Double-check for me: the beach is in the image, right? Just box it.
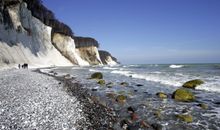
[0,68,116,130]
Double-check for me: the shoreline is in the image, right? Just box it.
[36,69,117,129]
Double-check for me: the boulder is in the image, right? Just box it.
[120,82,129,87]
[97,79,105,85]
[197,103,208,109]
[90,72,103,79]
[176,114,193,123]
[156,92,168,99]
[116,95,127,104]
[182,79,204,89]
[172,88,195,102]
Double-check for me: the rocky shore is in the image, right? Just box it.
[37,69,118,129]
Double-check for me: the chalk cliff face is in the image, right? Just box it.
[0,0,118,67]
[0,1,72,67]
[74,37,102,65]
[52,33,89,66]
[99,50,118,65]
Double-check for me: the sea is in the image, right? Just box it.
[49,63,220,130]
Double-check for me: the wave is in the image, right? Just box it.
[111,70,132,76]
[196,81,220,93]
[103,66,118,70]
[111,70,183,87]
[169,64,184,68]
[89,69,97,72]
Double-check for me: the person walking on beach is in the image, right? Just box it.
[18,64,21,69]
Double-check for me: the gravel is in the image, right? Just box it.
[0,69,84,130]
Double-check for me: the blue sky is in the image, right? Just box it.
[42,0,220,64]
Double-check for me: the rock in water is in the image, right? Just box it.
[182,79,204,89]
[116,95,127,104]
[156,92,168,99]
[172,88,195,102]
[97,79,105,85]
[197,103,208,109]
[91,72,103,79]
[176,114,193,123]
[120,82,129,87]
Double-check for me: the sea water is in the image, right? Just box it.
[52,64,220,130]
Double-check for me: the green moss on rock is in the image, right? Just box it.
[197,103,208,109]
[172,88,195,102]
[156,92,168,99]
[91,72,103,79]
[97,79,105,85]
[176,114,193,123]
[116,95,127,103]
[182,79,204,89]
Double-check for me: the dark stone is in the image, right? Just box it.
[91,88,98,91]
[91,72,103,79]
[127,106,135,113]
[151,123,163,130]
[136,84,143,87]
[127,124,140,130]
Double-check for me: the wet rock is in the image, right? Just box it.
[127,106,135,114]
[176,114,193,123]
[91,72,103,79]
[130,113,139,121]
[156,92,168,99]
[127,124,140,130]
[120,119,130,129]
[182,79,204,89]
[116,95,127,104]
[140,120,151,128]
[154,110,162,119]
[91,88,98,91]
[64,74,71,79]
[120,82,129,87]
[197,103,208,109]
[151,123,163,130]
[97,79,105,85]
[172,88,195,102]
[134,90,138,92]
[58,82,61,85]
[136,84,143,87]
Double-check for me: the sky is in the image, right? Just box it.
[42,0,220,64]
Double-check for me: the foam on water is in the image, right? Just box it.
[89,69,98,72]
[169,64,184,68]
[110,68,220,92]
[103,66,118,70]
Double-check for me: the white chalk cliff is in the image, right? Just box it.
[0,0,118,68]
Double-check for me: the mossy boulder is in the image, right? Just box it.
[176,114,193,123]
[90,72,103,79]
[182,79,204,89]
[156,92,168,99]
[172,88,195,102]
[197,103,208,109]
[116,95,127,103]
[97,79,105,85]
[120,82,129,87]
